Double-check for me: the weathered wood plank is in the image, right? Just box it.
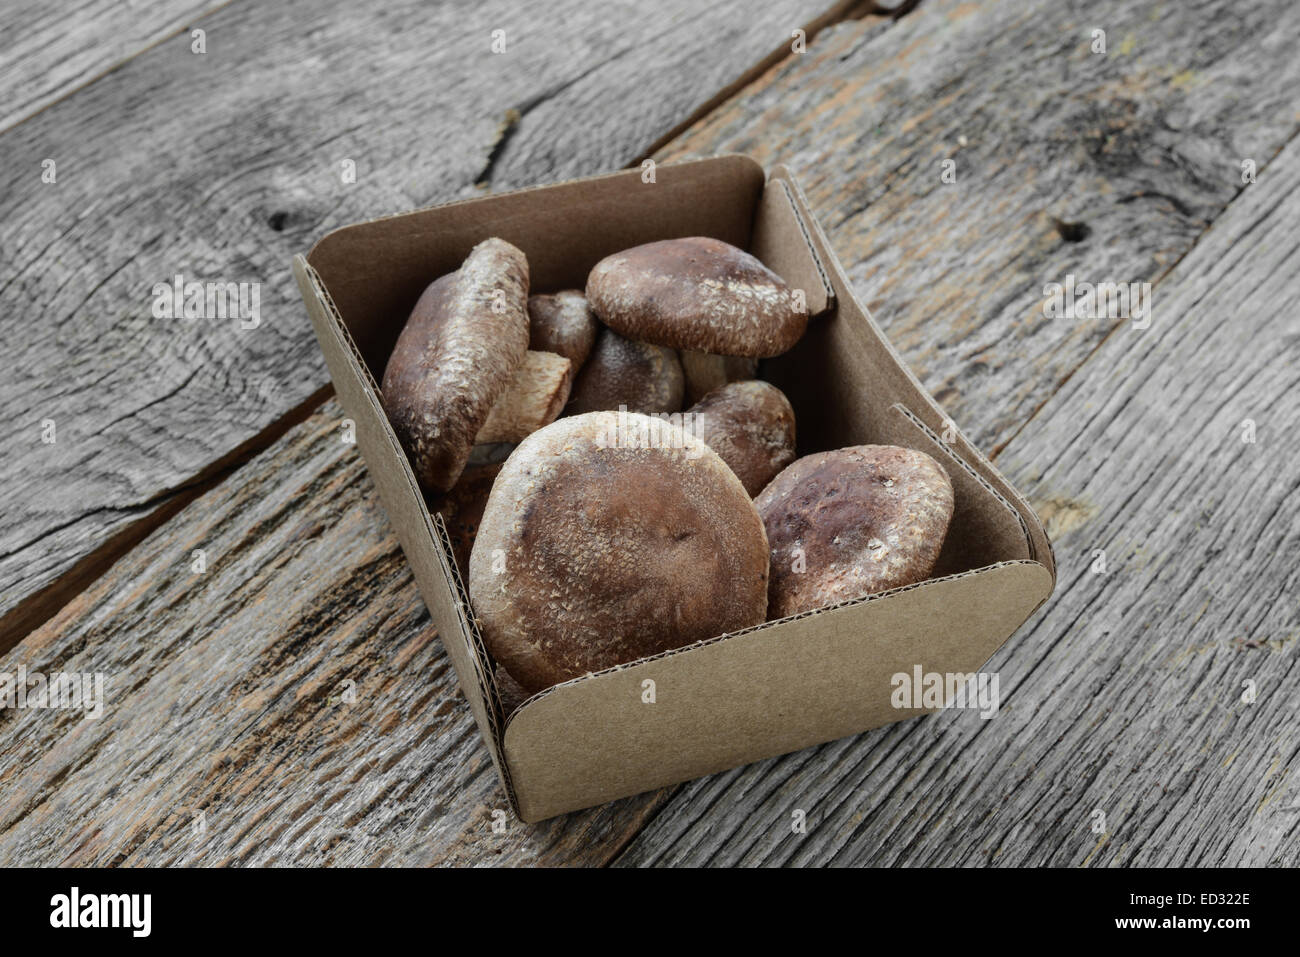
[7,0,1297,867]
[0,0,225,132]
[0,402,668,866]
[612,133,1300,868]
[0,0,842,643]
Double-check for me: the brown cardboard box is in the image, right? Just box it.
[292,155,1055,822]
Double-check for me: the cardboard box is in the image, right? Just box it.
[293,155,1056,823]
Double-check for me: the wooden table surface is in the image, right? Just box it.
[1,0,1296,866]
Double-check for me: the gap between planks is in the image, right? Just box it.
[0,384,331,654]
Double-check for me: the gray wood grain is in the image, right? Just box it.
[4,0,1296,867]
[0,0,227,132]
[660,0,1300,454]
[612,131,1300,869]
[0,402,667,866]
[0,0,841,643]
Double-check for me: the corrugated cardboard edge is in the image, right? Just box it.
[750,177,836,318]
[504,560,1053,822]
[306,152,768,262]
[291,255,519,812]
[768,164,1055,583]
[890,402,1034,558]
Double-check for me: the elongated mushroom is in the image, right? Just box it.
[381,238,530,492]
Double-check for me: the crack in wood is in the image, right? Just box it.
[0,385,332,654]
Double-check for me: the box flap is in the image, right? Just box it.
[767,164,1055,582]
[504,560,1052,822]
[750,178,834,317]
[292,255,517,808]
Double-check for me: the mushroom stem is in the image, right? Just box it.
[476,351,573,444]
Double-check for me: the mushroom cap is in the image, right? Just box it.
[756,445,954,618]
[586,237,807,357]
[381,237,530,492]
[566,326,684,415]
[469,410,770,693]
[527,290,599,369]
[688,380,797,497]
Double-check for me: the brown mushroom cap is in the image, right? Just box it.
[527,290,598,368]
[756,445,954,619]
[381,238,529,492]
[586,237,807,357]
[566,326,684,415]
[468,411,770,694]
[688,380,797,497]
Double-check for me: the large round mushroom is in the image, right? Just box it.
[756,445,955,619]
[468,411,770,693]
